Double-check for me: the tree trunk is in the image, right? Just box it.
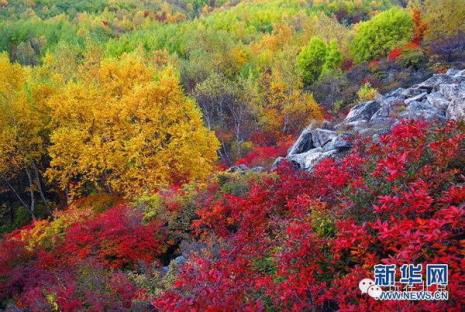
[33,162,50,214]
[65,184,72,206]
[219,138,232,165]
[25,167,36,221]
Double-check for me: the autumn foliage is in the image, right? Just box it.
[411,9,427,45]
[1,120,464,311]
[154,120,465,311]
[0,204,166,310]
[47,54,219,198]
[60,205,165,269]
[1,1,465,311]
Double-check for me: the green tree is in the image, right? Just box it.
[350,8,413,62]
[297,37,327,85]
[322,40,342,75]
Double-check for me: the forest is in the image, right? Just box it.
[0,0,465,311]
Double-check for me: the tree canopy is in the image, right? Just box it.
[47,54,219,197]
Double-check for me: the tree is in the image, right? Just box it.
[297,36,342,85]
[46,53,219,198]
[350,8,413,62]
[411,8,427,45]
[259,69,323,134]
[419,0,465,42]
[0,53,53,220]
[297,37,327,85]
[322,40,342,75]
[193,72,256,163]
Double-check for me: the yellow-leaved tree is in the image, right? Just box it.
[0,53,54,219]
[46,54,219,198]
[258,68,324,135]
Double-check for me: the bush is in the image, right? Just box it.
[236,142,290,168]
[297,37,327,85]
[217,171,267,197]
[357,82,379,102]
[18,207,95,251]
[61,205,166,269]
[72,193,121,213]
[387,47,402,61]
[351,8,413,62]
[297,38,342,85]
[133,194,165,222]
[133,184,203,246]
[0,202,167,311]
[154,120,465,311]
[322,40,342,75]
[387,43,427,69]
[397,46,427,69]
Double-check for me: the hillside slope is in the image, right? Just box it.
[1,1,465,311]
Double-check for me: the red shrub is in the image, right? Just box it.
[0,204,158,310]
[388,42,421,62]
[236,145,288,167]
[236,132,294,166]
[14,262,138,312]
[61,204,166,269]
[155,120,465,311]
[388,47,402,61]
[0,237,34,301]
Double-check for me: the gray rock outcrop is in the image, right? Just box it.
[280,68,465,171]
